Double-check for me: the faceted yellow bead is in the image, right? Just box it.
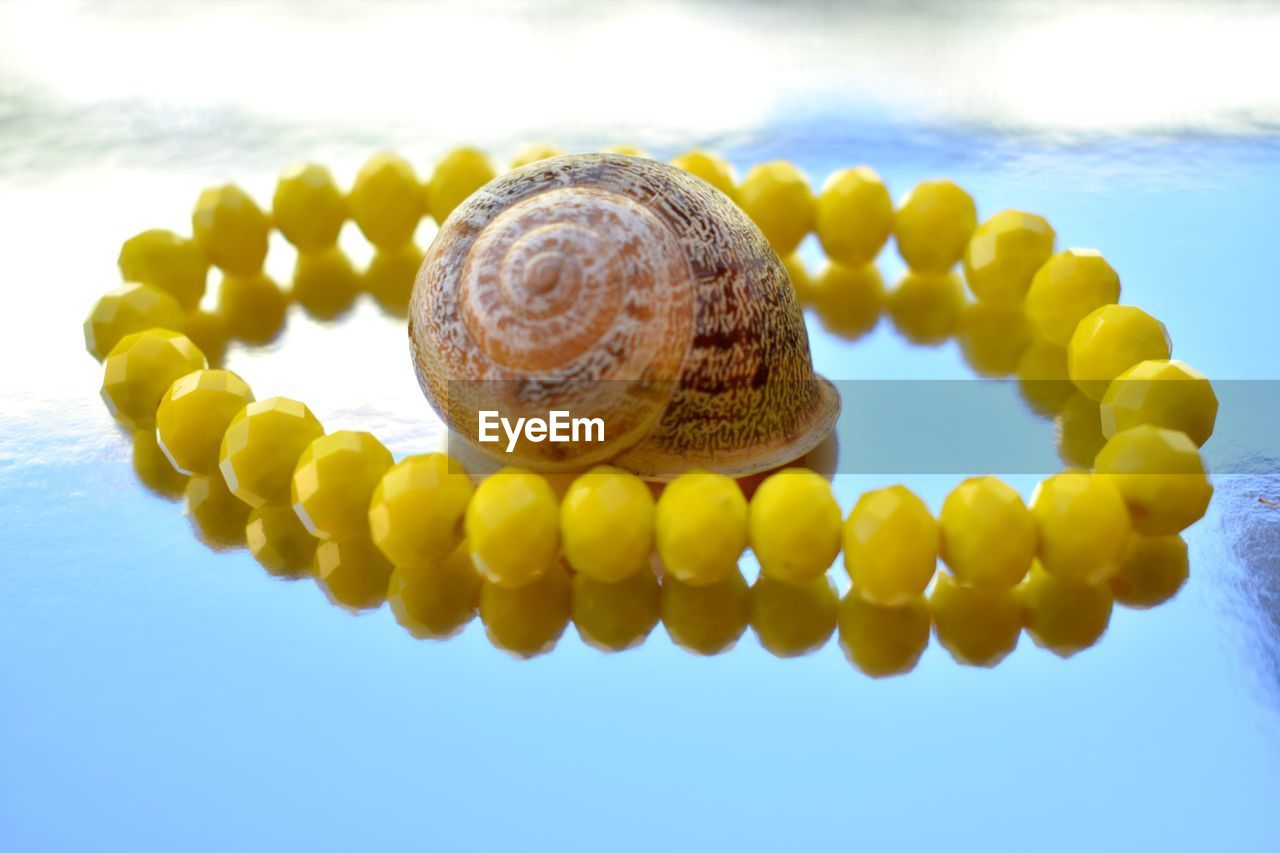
[387,542,481,639]
[185,473,250,551]
[837,592,930,677]
[1100,359,1217,447]
[1094,424,1213,535]
[748,468,841,584]
[101,329,207,431]
[560,466,655,583]
[957,302,1031,377]
[368,453,474,567]
[928,572,1022,667]
[670,149,738,201]
[601,144,649,158]
[510,142,566,170]
[219,397,325,507]
[781,253,815,306]
[291,431,394,541]
[131,429,187,500]
[893,179,977,273]
[737,160,815,256]
[655,470,747,586]
[1055,391,1107,469]
[962,210,1055,305]
[427,147,498,224]
[118,229,209,310]
[466,467,560,587]
[363,243,424,316]
[216,272,287,345]
[939,476,1035,590]
[1024,249,1120,346]
[182,310,229,368]
[572,568,661,653]
[1016,338,1074,418]
[291,247,359,320]
[815,166,894,267]
[1030,471,1130,583]
[1020,561,1112,658]
[1068,304,1171,401]
[349,152,423,249]
[480,563,571,658]
[272,162,347,252]
[1109,533,1189,609]
[246,503,318,579]
[811,261,884,340]
[84,282,186,361]
[750,573,838,658]
[192,184,270,274]
[843,485,938,606]
[155,368,254,476]
[886,271,965,346]
[314,535,394,612]
[661,569,750,656]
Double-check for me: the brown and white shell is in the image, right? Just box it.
[408,153,838,480]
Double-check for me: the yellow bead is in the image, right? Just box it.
[387,542,481,639]
[843,485,938,606]
[815,166,893,267]
[1100,359,1217,447]
[887,271,965,345]
[363,243,424,316]
[1030,471,1130,583]
[219,397,325,507]
[291,247,359,320]
[601,144,649,158]
[480,564,571,658]
[1024,249,1120,346]
[272,162,347,252]
[1094,425,1213,535]
[1020,561,1112,658]
[182,310,229,367]
[962,210,1055,305]
[661,569,750,656]
[1068,304,1171,401]
[750,574,837,658]
[427,147,497,224]
[929,572,1022,667]
[670,149,738,201]
[118,229,209,310]
[572,568,661,652]
[737,160,814,256]
[185,473,250,551]
[246,503,318,579]
[939,476,1035,590]
[349,152,423,249]
[466,467,560,587]
[893,179,977,273]
[781,253,815,306]
[101,329,207,431]
[1109,533,1188,609]
[837,592,930,677]
[958,302,1031,377]
[155,369,254,476]
[655,470,747,586]
[560,466,654,583]
[85,282,186,361]
[1055,391,1107,469]
[811,261,884,340]
[748,469,841,584]
[131,429,187,500]
[216,272,287,345]
[1016,338,1074,418]
[291,431,394,541]
[510,142,566,170]
[368,453,474,566]
[192,184,270,274]
[314,535,394,612]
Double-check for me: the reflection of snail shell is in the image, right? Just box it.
[409,153,839,480]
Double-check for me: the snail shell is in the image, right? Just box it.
[409,153,838,480]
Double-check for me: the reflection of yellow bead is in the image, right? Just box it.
[1030,472,1130,583]
[1068,304,1171,401]
[216,272,287,345]
[748,468,841,584]
[1020,561,1112,658]
[602,144,649,158]
[363,243,424,316]
[811,261,884,340]
[219,397,325,507]
[291,247,359,320]
[1016,338,1074,418]
[781,253,815,306]
[928,572,1022,667]
[750,574,837,658]
[572,568,661,652]
[368,453,474,567]
[387,542,481,639]
[101,329,207,430]
[962,210,1055,305]
[246,503,318,579]
[291,431,394,541]
[815,166,893,267]
[887,271,965,346]
[272,162,346,252]
[1024,249,1120,346]
[314,535,394,612]
[1095,425,1213,535]
[661,569,750,656]
[670,149,737,201]
[655,470,747,586]
[182,310,229,368]
[467,467,560,587]
[939,476,1035,590]
[1055,391,1106,469]
[132,429,187,500]
[349,153,422,248]
[118,229,209,310]
[1109,533,1189,609]
[84,282,186,361]
[185,473,250,551]
[1100,359,1217,447]
[561,466,654,582]
[958,302,1031,377]
[737,160,814,256]
[480,564,571,658]
[156,369,254,476]
[510,142,566,170]
[192,184,270,275]
[837,592,930,677]
[427,147,497,224]
[843,485,937,606]
[893,179,977,273]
